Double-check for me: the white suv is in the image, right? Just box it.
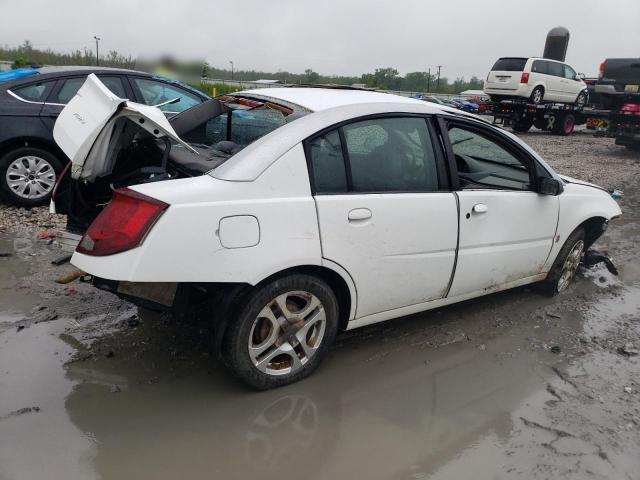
[484,57,588,107]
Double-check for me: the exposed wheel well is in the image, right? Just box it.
[578,216,608,250]
[255,265,353,331]
[204,266,353,354]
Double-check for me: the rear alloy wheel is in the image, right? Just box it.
[574,91,588,110]
[0,147,62,207]
[529,86,544,104]
[540,227,585,295]
[222,275,339,389]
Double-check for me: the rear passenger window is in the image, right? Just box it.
[547,62,564,77]
[531,60,547,74]
[12,81,55,102]
[307,117,440,194]
[343,117,438,192]
[308,130,347,193]
[55,76,126,103]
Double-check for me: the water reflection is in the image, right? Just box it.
[63,302,553,480]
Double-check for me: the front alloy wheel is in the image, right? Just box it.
[540,227,586,296]
[557,239,584,292]
[6,155,56,200]
[0,147,63,207]
[223,274,339,389]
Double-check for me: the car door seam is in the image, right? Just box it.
[444,191,460,298]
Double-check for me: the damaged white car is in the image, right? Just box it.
[52,74,621,389]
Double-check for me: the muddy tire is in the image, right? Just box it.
[222,274,339,390]
[529,86,545,104]
[540,227,586,296]
[0,147,63,207]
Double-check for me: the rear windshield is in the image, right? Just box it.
[492,58,527,72]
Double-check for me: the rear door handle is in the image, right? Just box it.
[472,203,488,214]
[348,208,372,222]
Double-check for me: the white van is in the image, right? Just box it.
[484,57,588,107]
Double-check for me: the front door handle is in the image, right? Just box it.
[472,203,488,214]
[348,208,372,222]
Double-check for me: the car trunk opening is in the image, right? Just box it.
[52,75,297,234]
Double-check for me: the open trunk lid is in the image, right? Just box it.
[53,74,196,182]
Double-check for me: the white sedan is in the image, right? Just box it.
[53,77,621,389]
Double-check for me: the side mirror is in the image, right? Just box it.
[538,177,564,196]
[575,72,585,81]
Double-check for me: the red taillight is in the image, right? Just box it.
[599,61,605,79]
[520,72,529,84]
[621,103,640,116]
[77,188,168,256]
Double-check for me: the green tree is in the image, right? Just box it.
[404,71,428,92]
[304,68,320,83]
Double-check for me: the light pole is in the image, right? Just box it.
[229,60,234,80]
[427,67,431,92]
[93,36,100,66]
[436,65,443,91]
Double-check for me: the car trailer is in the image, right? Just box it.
[491,100,611,136]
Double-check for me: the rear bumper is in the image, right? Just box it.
[93,277,178,309]
[484,84,532,98]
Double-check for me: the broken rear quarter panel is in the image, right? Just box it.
[71,144,323,284]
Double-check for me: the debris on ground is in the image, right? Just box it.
[0,406,40,421]
[617,343,639,357]
[55,269,86,285]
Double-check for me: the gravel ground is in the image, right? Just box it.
[519,126,640,191]
[0,204,65,234]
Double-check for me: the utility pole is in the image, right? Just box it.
[229,60,234,80]
[93,36,100,66]
[436,65,443,91]
[427,67,431,92]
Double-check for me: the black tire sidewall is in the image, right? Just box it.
[0,147,63,207]
[222,274,339,390]
[542,227,586,295]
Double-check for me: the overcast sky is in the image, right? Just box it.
[1,0,639,79]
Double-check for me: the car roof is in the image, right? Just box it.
[0,66,151,89]
[233,87,432,113]
[37,66,142,75]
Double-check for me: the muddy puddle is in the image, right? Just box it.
[1,193,639,479]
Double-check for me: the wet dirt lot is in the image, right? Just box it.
[1,128,639,480]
